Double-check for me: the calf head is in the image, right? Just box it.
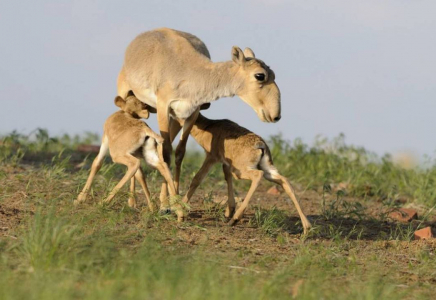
[114,95,150,119]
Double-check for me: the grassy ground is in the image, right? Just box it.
[1,130,436,299]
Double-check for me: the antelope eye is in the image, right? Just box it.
[254,73,265,81]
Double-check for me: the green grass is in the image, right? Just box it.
[1,129,436,299]
[1,202,427,300]
[269,133,436,206]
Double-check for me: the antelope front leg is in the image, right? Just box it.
[154,143,184,221]
[157,100,174,212]
[174,108,200,193]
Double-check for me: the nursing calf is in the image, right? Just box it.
[75,96,181,217]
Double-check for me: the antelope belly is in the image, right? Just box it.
[170,100,198,120]
[132,88,157,108]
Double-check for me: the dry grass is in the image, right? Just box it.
[1,131,436,299]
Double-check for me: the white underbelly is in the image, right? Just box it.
[170,100,198,120]
[132,89,198,120]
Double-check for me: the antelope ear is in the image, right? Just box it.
[114,96,126,109]
[243,47,255,58]
[231,46,245,65]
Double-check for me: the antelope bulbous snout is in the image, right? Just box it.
[258,108,281,123]
[264,83,281,123]
[267,109,281,123]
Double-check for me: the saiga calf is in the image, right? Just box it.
[75,96,179,215]
[182,114,312,234]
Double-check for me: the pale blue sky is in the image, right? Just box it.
[1,0,435,156]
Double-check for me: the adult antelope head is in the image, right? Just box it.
[231,47,281,123]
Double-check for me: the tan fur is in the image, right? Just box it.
[118,28,281,121]
[117,28,282,211]
[75,96,183,219]
[182,114,312,234]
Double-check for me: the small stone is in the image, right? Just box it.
[267,186,281,196]
[74,161,86,169]
[337,182,349,190]
[77,144,100,153]
[414,227,434,240]
[389,208,418,222]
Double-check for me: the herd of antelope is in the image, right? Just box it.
[75,28,312,234]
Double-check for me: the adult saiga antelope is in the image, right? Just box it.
[117,28,281,219]
[75,96,177,212]
[182,113,312,234]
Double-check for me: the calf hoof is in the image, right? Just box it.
[74,194,87,205]
[224,207,235,219]
[175,209,185,222]
[128,198,137,209]
[227,218,239,226]
[159,208,172,215]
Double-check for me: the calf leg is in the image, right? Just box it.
[128,177,137,208]
[228,170,263,226]
[265,171,312,234]
[134,168,155,212]
[222,164,236,218]
[75,136,109,204]
[159,183,170,212]
[102,154,140,205]
[181,156,216,204]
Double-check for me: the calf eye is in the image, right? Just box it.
[254,73,265,81]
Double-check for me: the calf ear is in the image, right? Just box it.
[231,46,245,65]
[139,110,150,119]
[114,96,126,109]
[243,47,255,58]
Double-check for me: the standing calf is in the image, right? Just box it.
[75,96,180,216]
[182,114,312,234]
